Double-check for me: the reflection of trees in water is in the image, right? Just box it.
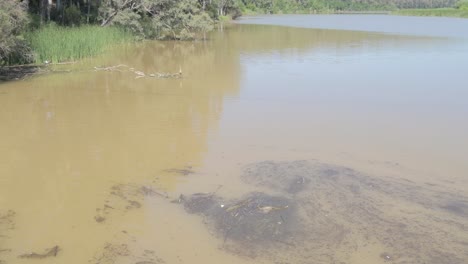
[221,24,445,56]
[0,24,441,197]
[90,40,241,185]
[0,23,448,204]
[0,35,244,264]
[0,23,459,264]
[0,38,242,210]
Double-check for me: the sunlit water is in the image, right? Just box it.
[1,15,467,264]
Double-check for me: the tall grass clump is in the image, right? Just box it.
[394,8,468,18]
[27,24,134,64]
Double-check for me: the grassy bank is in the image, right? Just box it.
[393,8,468,18]
[26,25,133,64]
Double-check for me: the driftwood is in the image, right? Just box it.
[19,246,60,259]
[93,64,128,72]
[94,64,183,79]
[1,63,182,82]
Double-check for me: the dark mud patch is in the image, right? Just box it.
[179,191,303,259]
[179,160,468,264]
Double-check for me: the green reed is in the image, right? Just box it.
[393,8,468,18]
[27,25,133,64]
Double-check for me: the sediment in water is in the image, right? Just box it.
[179,160,468,264]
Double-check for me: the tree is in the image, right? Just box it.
[98,0,214,40]
[455,0,468,9]
[0,0,31,64]
[150,0,214,39]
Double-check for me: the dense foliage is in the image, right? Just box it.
[455,0,468,9]
[394,7,468,17]
[235,0,459,13]
[394,0,468,17]
[23,0,463,29]
[0,0,31,65]
[26,0,215,39]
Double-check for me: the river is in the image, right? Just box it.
[0,15,467,264]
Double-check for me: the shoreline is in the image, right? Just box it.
[236,9,468,19]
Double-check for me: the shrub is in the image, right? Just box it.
[0,0,32,65]
[455,0,468,10]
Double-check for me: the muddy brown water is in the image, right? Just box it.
[1,15,468,264]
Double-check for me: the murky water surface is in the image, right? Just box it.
[1,15,468,264]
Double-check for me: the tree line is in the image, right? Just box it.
[15,0,464,30]
[1,0,464,66]
[229,0,459,13]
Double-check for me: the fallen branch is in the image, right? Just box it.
[1,63,182,82]
[94,64,183,79]
[93,64,129,72]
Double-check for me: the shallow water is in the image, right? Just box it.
[1,15,468,264]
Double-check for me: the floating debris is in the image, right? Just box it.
[95,215,106,223]
[19,246,60,259]
[380,252,393,261]
[164,166,195,176]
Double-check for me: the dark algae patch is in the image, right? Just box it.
[178,160,468,263]
[182,192,298,245]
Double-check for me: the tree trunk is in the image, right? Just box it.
[101,11,118,26]
[56,0,63,23]
[40,0,45,24]
[87,0,91,24]
[47,0,52,22]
